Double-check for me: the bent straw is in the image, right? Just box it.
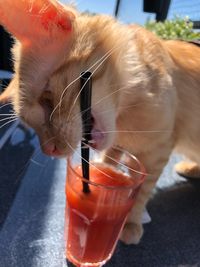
[80,71,92,194]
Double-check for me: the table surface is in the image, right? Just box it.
[0,106,200,267]
[0,70,12,79]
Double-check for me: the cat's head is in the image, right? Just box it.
[0,0,131,157]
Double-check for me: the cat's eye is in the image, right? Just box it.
[39,91,54,120]
[40,91,53,109]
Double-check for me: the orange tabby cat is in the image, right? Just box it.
[1,0,200,244]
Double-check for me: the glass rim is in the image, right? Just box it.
[67,146,146,191]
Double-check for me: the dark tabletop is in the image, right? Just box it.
[0,106,200,267]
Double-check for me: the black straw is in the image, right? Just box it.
[80,71,92,194]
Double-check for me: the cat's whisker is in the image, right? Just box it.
[50,75,81,122]
[82,141,149,177]
[52,36,135,123]
[66,77,91,122]
[70,84,157,123]
[66,43,127,123]
[39,2,51,14]
[10,130,55,185]
[0,118,18,129]
[14,152,50,185]
[0,79,11,87]
[70,85,128,122]
[88,140,95,144]
[83,130,172,135]
[30,158,47,167]
[37,134,57,151]
[28,0,34,12]
[0,116,18,122]
[17,135,58,178]
[81,144,90,149]
[50,45,120,122]
[71,98,167,125]
[66,28,143,123]
[65,139,119,180]
[0,102,12,110]
[35,139,52,157]
[32,136,57,158]
[0,113,17,116]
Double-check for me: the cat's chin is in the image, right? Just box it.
[41,143,64,157]
[42,146,74,158]
[40,139,71,158]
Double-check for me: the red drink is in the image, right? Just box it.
[65,157,145,267]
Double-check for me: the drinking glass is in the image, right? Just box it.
[65,146,146,267]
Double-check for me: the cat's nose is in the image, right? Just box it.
[42,142,63,157]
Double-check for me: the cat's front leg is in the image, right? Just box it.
[120,173,158,244]
[120,148,171,245]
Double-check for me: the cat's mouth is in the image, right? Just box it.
[89,113,106,150]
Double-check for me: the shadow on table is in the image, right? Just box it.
[0,124,35,228]
[0,131,66,267]
[1,131,200,267]
[108,181,200,267]
[64,182,200,267]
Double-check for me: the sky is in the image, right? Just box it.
[62,0,154,25]
[62,0,200,25]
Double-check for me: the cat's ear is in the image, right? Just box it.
[0,0,75,45]
[0,0,76,92]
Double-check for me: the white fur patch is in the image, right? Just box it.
[141,208,152,224]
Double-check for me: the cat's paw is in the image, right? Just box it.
[175,161,200,178]
[120,222,143,245]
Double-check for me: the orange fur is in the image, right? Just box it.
[0,84,15,104]
[1,0,200,244]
